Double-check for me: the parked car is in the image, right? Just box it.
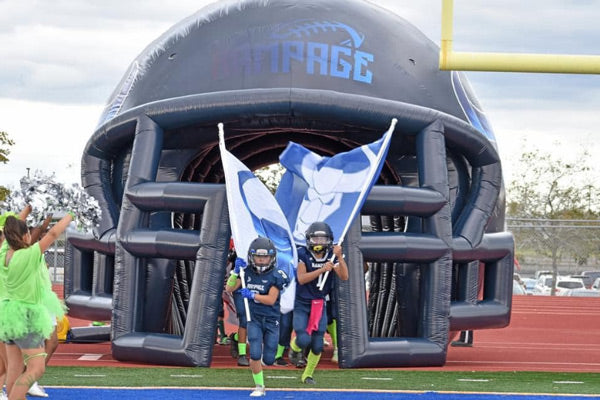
[554,278,598,297]
[521,278,537,295]
[593,277,600,291]
[571,274,593,289]
[533,276,554,295]
[562,289,600,297]
[534,270,553,280]
[513,280,527,295]
[513,273,526,290]
[532,276,591,296]
[581,271,600,289]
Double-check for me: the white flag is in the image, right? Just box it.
[277,119,397,245]
[218,124,297,313]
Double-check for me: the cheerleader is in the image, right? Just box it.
[0,212,72,400]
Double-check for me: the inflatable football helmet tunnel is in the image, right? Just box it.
[64,0,514,368]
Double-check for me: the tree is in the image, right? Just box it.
[0,130,14,164]
[507,148,600,295]
[0,130,15,201]
[254,163,285,194]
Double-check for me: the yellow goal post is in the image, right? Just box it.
[439,0,600,74]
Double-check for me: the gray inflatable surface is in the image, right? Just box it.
[65,0,514,367]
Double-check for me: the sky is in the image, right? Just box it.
[1,0,599,190]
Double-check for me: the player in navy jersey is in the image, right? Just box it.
[289,222,348,384]
[226,237,288,397]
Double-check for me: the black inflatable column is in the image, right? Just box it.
[113,115,164,337]
[416,121,453,348]
[337,121,453,368]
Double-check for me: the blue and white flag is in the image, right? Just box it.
[218,124,297,314]
[276,119,397,246]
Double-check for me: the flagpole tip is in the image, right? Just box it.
[218,122,224,142]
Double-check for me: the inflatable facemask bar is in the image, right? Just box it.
[65,0,514,367]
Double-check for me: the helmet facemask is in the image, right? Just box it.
[251,251,275,274]
[307,232,333,261]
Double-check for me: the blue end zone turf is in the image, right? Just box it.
[42,388,599,399]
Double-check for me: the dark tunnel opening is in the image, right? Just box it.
[163,118,465,340]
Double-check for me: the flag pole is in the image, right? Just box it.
[318,118,397,290]
[219,122,252,322]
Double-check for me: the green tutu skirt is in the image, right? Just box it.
[41,287,67,319]
[0,296,65,342]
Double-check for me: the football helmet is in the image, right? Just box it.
[65,0,513,369]
[305,221,334,257]
[247,237,277,274]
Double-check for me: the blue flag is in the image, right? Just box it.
[276,119,397,245]
[218,124,297,313]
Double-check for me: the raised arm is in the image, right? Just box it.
[331,245,349,281]
[30,214,53,244]
[38,213,73,253]
[18,204,32,220]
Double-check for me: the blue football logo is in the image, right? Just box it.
[272,19,365,49]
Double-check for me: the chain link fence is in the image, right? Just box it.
[44,235,66,283]
[507,218,600,277]
[45,219,600,283]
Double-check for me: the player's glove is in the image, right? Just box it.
[234,258,247,275]
[241,288,255,300]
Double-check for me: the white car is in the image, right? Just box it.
[532,276,595,296]
[534,270,553,280]
[554,278,598,297]
[582,271,600,289]
[513,280,527,295]
[533,275,554,295]
[521,278,537,295]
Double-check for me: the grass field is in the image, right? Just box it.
[40,367,600,395]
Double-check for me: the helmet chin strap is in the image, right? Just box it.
[310,248,331,262]
[253,256,275,273]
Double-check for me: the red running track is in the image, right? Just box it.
[49,295,600,372]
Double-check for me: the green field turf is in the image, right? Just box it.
[41,367,600,395]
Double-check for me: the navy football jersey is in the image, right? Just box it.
[243,266,287,318]
[295,246,335,301]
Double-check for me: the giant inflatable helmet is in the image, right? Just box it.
[66,0,514,368]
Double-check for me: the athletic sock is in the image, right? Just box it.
[217,320,226,338]
[327,319,338,348]
[301,350,321,381]
[252,371,264,387]
[290,337,301,353]
[233,332,239,341]
[238,342,247,356]
[276,344,285,358]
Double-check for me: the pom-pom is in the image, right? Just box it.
[0,171,101,234]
